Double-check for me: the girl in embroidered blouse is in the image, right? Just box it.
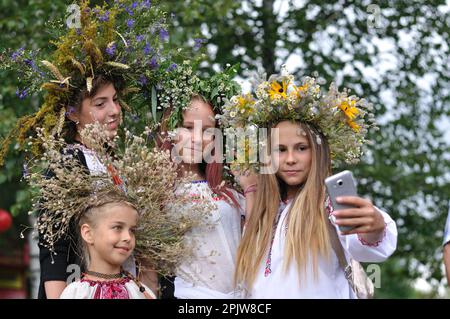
[60,198,155,299]
[234,120,398,298]
[155,95,256,299]
[38,75,139,299]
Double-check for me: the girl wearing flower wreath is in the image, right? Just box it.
[0,1,171,298]
[25,123,207,299]
[153,61,257,299]
[59,195,155,299]
[217,70,398,298]
[41,75,130,299]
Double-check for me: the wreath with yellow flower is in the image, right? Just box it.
[217,69,378,168]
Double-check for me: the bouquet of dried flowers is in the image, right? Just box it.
[24,122,216,276]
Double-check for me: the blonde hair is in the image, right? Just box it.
[234,122,332,291]
[78,196,138,269]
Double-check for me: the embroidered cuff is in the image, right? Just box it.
[357,223,387,247]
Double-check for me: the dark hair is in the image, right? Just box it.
[64,74,125,143]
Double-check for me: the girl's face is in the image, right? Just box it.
[273,121,312,187]
[176,98,216,164]
[84,203,138,269]
[71,83,122,140]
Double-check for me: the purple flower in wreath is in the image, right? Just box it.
[24,58,45,77]
[65,106,76,116]
[143,42,153,55]
[136,35,145,42]
[131,113,140,123]
[149,57,158,69]
[99,11,110,22]
[194,38,207,50]
[141,0,151,9]
[23,58,37,71]
[159,28,169,41]
[125,6,134,16]
[106,43,116,58]
[11,47,24,62]
[126,19,135,29]
[166,63,177,72]
[147,131,156,141]
[22,163,29,178]
[16,88,29,99]
[138,75,148,86]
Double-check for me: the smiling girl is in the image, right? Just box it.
[37,74,135,299]
[1,1,176,300]
[67,76,122,142]
[219,72,398,298]
[167,95,253,299]
[154,62,256,298]
[59,198,155,299]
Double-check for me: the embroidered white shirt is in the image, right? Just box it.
[249,201,397,299]
[60,279,155,299]
[174,181,245,299]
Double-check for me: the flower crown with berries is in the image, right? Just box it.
[217,69,378,168]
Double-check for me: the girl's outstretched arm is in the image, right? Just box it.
[331,196,397,262]
[232,170,258,231]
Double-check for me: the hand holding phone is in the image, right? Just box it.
[325,170,358,232]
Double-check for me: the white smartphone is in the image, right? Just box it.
[325,170,358,232]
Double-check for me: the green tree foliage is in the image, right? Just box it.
[0,0,70,251]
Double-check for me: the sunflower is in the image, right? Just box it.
[268,80,289,100]
[338,99,359,120]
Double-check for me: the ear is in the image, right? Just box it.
[80,223,94,245]
[67,108,79,124]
